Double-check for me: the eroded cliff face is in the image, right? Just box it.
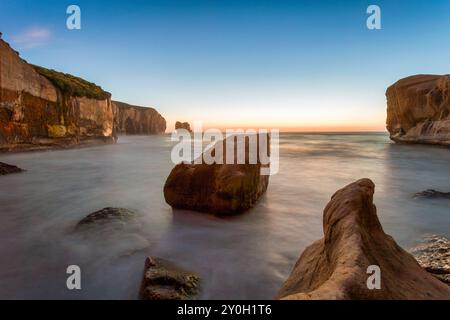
[386,74,450,146]
[112,101,166,135]
[0,38,115,151]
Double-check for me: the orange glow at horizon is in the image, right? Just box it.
[164,115,386,133]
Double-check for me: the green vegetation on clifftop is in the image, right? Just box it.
[32,65,111,100]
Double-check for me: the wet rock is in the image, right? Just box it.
[410,235,450,285]
[414,189,450,199]
[276,179,450,300]
[0,162,24,175]
[139,257,200,300]
[77,207,136,226]
[164,134,270,215]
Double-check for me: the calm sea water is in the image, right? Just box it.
[0,133,449,299]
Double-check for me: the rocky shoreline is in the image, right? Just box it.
[410,235,450,285]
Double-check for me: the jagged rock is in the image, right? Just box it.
[139,257,200,300]
[414,189,450,199]
[0,162,24,175]
[411,235,450,285]
[0,38,115,151]
[386,74,450,146]
[77,207,136,226]
[276,179,450,300]
[175,121,192,133]
[164,134,270,215]
[112,101,166,135]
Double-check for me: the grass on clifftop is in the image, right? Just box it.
[32,65,111,100]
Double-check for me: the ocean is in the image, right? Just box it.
[0,132,449,299]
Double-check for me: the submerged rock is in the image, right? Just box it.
[164,134,270,215]
[0,162,24,175]
[139,257,200,300]
[386,74,450,146]
[410,235,450,285]
[77,207,136,226]
[414,189,450,199]
[276,179,450,300]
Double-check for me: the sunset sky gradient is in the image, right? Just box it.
[2,0,450,131]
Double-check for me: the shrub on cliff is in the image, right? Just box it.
[32,65,111,100]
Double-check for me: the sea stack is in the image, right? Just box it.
[276,179,450,300]
[164,134,270,215]
[175,121,192,133]
[386,74,450,146]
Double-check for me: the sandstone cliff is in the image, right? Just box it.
[112,101,166,135]
[386,74,450,146]
[276,179,450,300]
[0,38,115,151]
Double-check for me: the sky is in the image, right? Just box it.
[1,0,450,132]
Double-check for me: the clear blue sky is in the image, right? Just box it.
[2,0,450,131]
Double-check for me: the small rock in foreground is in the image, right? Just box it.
[0,162,24,175]
[140,257,200,300]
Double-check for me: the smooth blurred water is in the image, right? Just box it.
[0,133,449,299]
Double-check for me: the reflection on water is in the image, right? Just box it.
[0,133,449,299]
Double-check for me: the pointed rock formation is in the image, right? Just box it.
[386,74,450,146]
[276,179,450,300]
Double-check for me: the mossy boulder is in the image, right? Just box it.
[164,135,270,215]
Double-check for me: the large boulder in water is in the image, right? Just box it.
[0,162,24,175]
[139,257,200,300]
[386,74,450,146]
[164,134,270,215]
[276,179,450,300]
